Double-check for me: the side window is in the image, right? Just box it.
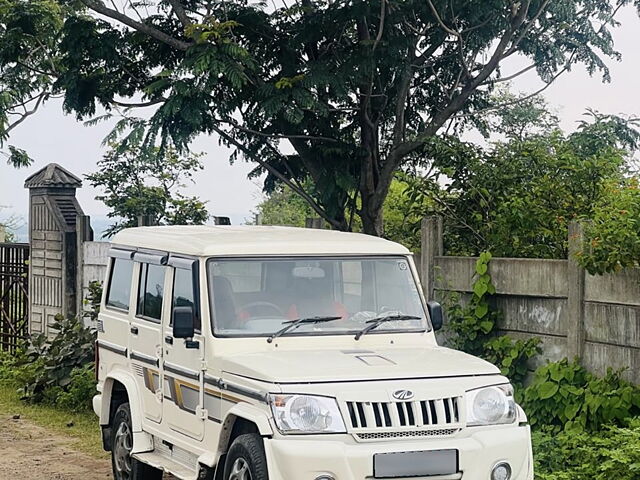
[106,258,134,311]
[172,268,200,331]
[137,263,165,321]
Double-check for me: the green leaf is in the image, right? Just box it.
[473,281,488,298]
[564,402,581,420]
[539,382,560,400]
[474,303,489,319]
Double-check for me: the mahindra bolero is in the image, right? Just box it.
[93,225,533,480]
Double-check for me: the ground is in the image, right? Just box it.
[0,413,112,480]
[0,386,174,480]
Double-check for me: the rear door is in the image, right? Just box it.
[129,252,168,424]
[162,256,206,441]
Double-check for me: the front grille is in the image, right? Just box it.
[355,428,460,441]
[345,396,462,430]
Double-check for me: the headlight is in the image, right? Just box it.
[269,394,346,434]
[466,384,516,426]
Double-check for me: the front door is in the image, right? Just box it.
[129,258,168,423]
[162,261,205,441]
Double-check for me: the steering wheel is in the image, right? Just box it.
[240,301,284,319]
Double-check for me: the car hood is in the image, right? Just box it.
[220,346,499,384]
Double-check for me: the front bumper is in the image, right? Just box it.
[264,425,533,480]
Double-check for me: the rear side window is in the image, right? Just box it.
[172,268,200,331]
[137,264,165,321]
[106,259,133,311]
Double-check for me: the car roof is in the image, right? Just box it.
[111,225,411,257]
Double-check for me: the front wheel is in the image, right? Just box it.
[223,434,269,480]
[111,403,163,480]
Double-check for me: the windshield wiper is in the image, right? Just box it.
[354,314,421,340]
[267,316,342,343]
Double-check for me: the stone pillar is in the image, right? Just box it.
[420,216,444,301]
[567,221,586,361]
[24,164,84,337]
[137,214,157,227]
[76,215,93,317]
[0,225,5,243]
[305,217,325,229]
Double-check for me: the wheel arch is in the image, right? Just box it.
[101,370,145,432]
[214,403,273,465]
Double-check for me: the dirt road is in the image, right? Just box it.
[0,413,112,480]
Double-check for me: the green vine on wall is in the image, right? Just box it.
[443,252,541,387]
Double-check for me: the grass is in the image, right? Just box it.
[0,383,107,459]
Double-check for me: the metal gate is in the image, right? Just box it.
[0,243,29,352]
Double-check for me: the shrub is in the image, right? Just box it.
[522,359,640,432]
[55,364,97,412]
[0,344,44,388]
[533,419,640,480]
[18,314,96,404]
[578,178,640,275]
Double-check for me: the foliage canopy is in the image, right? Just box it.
[1,0,638,235]
[86,142,209,237]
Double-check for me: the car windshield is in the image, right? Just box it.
[207,256,428,337]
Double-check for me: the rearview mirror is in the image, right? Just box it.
[292,266,325,279]
[173,305,195,339]
[427,301,444,332]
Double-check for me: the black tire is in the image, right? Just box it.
[223,434,269,480]
[111,402,163,480]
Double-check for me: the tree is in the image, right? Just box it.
[254,177,433,252]
[0,205,23,242]
[578,178,640,274]
[405,110,640,258]
[253,185,315,228]
[1,0,637,235]
[86,142,209,237]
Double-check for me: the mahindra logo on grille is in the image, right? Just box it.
[392,389,414,400]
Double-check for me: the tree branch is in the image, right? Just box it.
[110,98,166,108]
[219,118,341,144]
[210,125,342,229]
[166,0,192,27]
[485,62,538,85]
[4,92,47,136]
[426,0,460,37]
[79,0,193,51]
[504,0,551,57]
[454,55,574,120]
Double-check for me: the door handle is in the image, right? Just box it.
[130,326,139,335]
[164,336,174,345]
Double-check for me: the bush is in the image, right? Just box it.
[55,364,97,412]
[578,178,640,274]
[19,314,96,405]
[0,314,97,412]
[522,359,640,432]
[533,419,640,480]
[0,344,44,389]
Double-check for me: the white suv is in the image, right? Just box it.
[93,225,533,480]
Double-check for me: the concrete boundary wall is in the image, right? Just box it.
[421,217,640,384]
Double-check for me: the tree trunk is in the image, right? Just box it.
[360,192,384,236]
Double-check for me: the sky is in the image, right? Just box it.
[2,5,640,238]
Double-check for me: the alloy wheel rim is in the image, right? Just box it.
[229,457,252,480]
[114,421,133,480]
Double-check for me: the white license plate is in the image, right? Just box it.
[373,449,458,478]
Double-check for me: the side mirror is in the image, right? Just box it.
[427,301,444,332]
[173,305,195,339]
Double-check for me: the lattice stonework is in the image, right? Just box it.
[24,163,84,338]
